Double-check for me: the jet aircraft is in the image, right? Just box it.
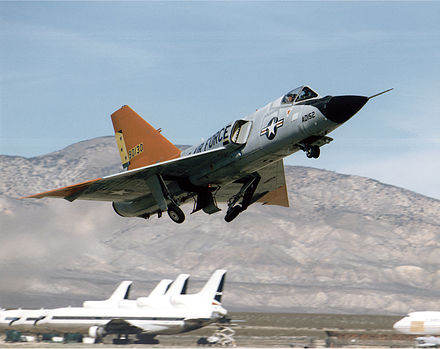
[394,311,440,335]
[35,270,227,343]
[0,281,132,335]
[0,275,195,340]
[24,86,391,223]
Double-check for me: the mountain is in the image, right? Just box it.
[1,136,439,315]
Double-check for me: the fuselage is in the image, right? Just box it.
[8,309,50,334]
[0,309,24,331]
[180,86,366,195]
[394,311,440,335]
[36,303,226,336]
[181,90,337,185]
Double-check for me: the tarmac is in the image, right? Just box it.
[0,312,418,348]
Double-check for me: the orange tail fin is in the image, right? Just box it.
[111,105,181,170]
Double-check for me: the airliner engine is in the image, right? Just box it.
[88,325,106,339]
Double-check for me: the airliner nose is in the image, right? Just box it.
[324,95,369,124]
[393,318,408,333]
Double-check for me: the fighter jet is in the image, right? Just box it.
[35,270,227,343]
[24,86,391,223]
[393,311,440,335]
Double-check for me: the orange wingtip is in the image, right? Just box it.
[21,178,101,200]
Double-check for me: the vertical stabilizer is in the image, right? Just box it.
[136,275,190,308]
[108,280,132,301]
[83,281,132,308]
[166,274,190,296]
[111,105,181,170]
[200,269,226,303]
[148,279,173,298]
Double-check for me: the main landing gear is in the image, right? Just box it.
[224,174,260,223]
[146,174,185,224]
[167,203,185,224]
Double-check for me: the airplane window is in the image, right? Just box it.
[281,87,301,104]
[296,87,318,102]
[282,86,318,104]
[282,93,296,104]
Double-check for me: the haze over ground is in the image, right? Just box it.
[1,137,439,315]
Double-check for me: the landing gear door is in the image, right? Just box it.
[230,120,253,145]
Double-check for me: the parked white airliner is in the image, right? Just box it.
[394,311,440,335]
[2,281,133,334]
[0,275,190,338]
[35,270,227,342]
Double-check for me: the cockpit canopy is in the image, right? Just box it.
[281,86,319,104]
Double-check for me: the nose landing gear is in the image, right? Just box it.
[297,136,333,159]
[306,145,320,159]
[298,143,320,159]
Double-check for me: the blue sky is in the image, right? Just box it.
[1,1,439,199]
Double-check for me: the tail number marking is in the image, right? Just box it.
[128,143,144,160]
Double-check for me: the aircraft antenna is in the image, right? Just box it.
[368,88,393,100]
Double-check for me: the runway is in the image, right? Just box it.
[1,312,418,348]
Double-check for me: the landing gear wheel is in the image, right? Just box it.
[224,205,242,223]
[312,146,320,158]
[167,204,185,224]
[306,146,320,159]
[113,337,130,345]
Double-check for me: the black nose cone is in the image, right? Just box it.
[324,95,369,124]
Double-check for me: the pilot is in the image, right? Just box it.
[283,94,295,104]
